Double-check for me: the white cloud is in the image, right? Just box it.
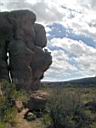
[30,2,64,23]
[0,0,96,81]
[79,0,96,10]
[1,0,96,35]
[44,38,96,81]
[1,0,64,24]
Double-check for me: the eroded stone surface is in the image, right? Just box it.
[0,10,52,90]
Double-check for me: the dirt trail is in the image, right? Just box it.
[15,90,48,128]
[16,109,32,128]
[16,110,43,128]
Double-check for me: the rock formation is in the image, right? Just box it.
[0,10,52,91]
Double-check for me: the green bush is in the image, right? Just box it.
[0,80,16,99]
[0,122,6,128]
[0,80,30,127]
[0,80,17,126]
[42,114,53,127]
[3,107,17,125]
[14,89,29,103]
[45,88,94,128]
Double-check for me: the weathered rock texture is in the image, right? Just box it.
[0,10,52,90]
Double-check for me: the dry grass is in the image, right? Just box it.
[15,109,31,128]
[16,112,44,128]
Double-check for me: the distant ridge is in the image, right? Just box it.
[42,76,96,87]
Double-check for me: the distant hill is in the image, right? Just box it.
[42,76,96,87]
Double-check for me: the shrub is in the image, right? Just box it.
[45,88,94,128]
[0,122,6,128]
[3,107,17,125]
[0,80,30,126]
[14,89,29,103]
[0,80,17,126]
[0,80,16,99]
[42,114,53,127]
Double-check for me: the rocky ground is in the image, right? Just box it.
[15,90,49,128]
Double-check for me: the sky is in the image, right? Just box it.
[0,0,96,81]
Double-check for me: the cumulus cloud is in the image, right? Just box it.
[0,0,96,81]
[1,0,96,29]
[44,38,96,81]
[0,0,28,11]
[5,0,64,24]
[79,0,96,10]
[30,2,64,23]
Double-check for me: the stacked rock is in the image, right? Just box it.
[0,10,52,91]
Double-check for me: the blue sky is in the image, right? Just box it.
[0,0,96,81]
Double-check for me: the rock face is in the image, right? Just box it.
[27,90,49,111]
[0,10,52,90]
